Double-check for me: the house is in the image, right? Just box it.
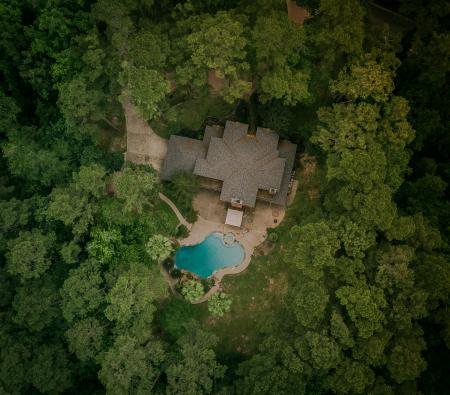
[161,121,297,209]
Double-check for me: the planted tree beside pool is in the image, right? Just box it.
[145,234,173,262]
[181,279,204,303]
[208,292,232,317]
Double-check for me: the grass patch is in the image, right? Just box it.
[151,94,235,139]
[193,165,326,356]
[151,199,180,237]
[199,249,295,357]
[162,184,198,223]
[161,172,200,224]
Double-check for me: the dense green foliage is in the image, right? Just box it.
[0,0,448,394]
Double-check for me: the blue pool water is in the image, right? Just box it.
[175,232,245,278]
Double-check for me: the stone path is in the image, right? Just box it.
[123,98,168,172]
[192,283,221,304]
[158,192,192,229]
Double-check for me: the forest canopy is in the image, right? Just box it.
[0,0,449,394]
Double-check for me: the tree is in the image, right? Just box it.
[113,162,159,213]
[181,279,204,303]
[166,321,225,395]
[252,11,311,105]
[352,330,392,368]
[326,358,375,394]
[387,331,427,384]
[313,102,380,153]
[0,91,19,134]
[98,335,165,395]
[145,234,173,262]
[379,96,415,147]
[12,279,60,332]
[314,0,365,63]
[60,240,81,264]
[6,229,55,281]
[0,339,32,394]
[330,310,354,349]
[287,222,339,280]
[160,298,200,340]
[105,263,166,337]
[176,11,250,101]
[2,127,72,187]
[0,198,30,247]
[128,30,169,70]
[289,280,329,329]
[207,292,232,317]
[330,59,394,102]
[120,63,170,120]
[259,66,311,106]
[336,282,387,339]
[46,164,107,237]
[61,259,105,323]
[65,318,105,363]
[57,76,108,130]
[30,343,73,394]
[87,227,122,264]
[304,331,342,371]
[237,337,306,395]
[335,217,376,259]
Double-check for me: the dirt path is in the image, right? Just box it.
[286,0,310,25]
[123,98,168,172]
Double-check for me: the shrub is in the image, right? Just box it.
[145,234,173,262]
[162,257,174,271]
[170,268,182,279]
[268,232,279,244]
[207,292,232,317]
[181,279,204,302]
[176,224,189,238]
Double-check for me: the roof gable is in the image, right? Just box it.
[194,121,286,207]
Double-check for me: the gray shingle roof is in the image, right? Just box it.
[194,121,286,207]
[160,135,206,180]
[268,139,297,205]
[161,121,297,207]
[202,125,224,147]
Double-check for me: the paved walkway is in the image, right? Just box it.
[192,283,221,304]
[158,192,192,229]
[123,98,168,173]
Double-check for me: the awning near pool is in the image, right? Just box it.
[225,208,243,227]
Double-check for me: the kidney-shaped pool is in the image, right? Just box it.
[175,232,245,278]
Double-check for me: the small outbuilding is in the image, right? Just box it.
[225,208,244,228]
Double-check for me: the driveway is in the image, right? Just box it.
[123,99,168,173]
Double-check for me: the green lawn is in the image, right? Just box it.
[151,199,180,237]
[161,183,198,224]
[191,168,326,357]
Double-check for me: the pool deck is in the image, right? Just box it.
[179,216,266,282]
[158,187,297,303]
[179,189,296,303]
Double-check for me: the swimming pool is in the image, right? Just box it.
[175,232,245,278]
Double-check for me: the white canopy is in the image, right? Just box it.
[225,208,243,227]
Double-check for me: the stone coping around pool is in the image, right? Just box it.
[176,231,247,280]
[179,216,266,283]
